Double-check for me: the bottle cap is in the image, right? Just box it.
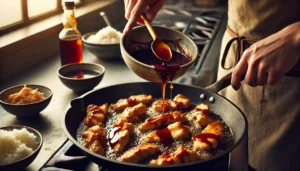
[64,1,75,9]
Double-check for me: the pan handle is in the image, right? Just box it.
[204,64,300,94]
[204,72,232,93]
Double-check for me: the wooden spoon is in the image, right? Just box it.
[141,13,172,61]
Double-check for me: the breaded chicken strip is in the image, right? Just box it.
[195,103,209,113]
[121,103,147,122]
[128,94,153,105]
[151,94,190,113]
[138,111,188,131]
[82,125,106,156]
[110,99,128,112]
[192,120,224,151]
[84,103,108,127]
[108,119,135,152]
[110,94,152,112]
[192,112,214,128]
[150,147,200,165]
[151,99,177,112]
[118,143,160,163]
[144,121,190,143]
[173,94,190,110]
[191,104,214,128]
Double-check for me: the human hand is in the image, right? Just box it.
[231,22,300,90]
[123,0,165,34]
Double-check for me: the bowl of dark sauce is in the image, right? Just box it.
[120,26,199,83]
[57,63,105,92]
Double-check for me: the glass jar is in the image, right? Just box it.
[59,1,83,66]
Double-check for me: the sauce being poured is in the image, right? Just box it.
[131,48,191,113]
[146,112,173,125]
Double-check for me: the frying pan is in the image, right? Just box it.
[62,72,248,171]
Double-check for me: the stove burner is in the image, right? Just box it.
[40,140,103,171]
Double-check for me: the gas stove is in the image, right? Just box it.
[39,6,252,171]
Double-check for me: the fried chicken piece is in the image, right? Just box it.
[82,125,106,156]
[195,103,209,113]
[144,121,190,143]
[84,103,108,127]
[121,103,147,122]
[151,94,190,113]
[173,94,190,110]
[118,143,160,163]
[108,119,135,152]
[128,94,153,105]
[138,111,188,131]
[192,120,224,151]
[150,147,200,165]
[191,104,213,128]
[151,99,177,112]
[110,99,128,112]
[110,94,153,112]
[192,112,214,128]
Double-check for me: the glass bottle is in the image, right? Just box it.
[59,1,83,66]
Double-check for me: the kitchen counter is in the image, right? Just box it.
[0,49,145,170]
[0,3,230,170]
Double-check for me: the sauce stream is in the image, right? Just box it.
[131,48,190,113]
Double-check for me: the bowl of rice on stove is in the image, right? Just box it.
[82,26,122,60]
[0,84,53,117]
[0,125,43,170]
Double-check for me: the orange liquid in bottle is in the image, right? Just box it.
[60,38,83,65]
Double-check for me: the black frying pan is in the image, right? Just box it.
[62,72,248,171]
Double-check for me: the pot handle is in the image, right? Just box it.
[204,72,232,93]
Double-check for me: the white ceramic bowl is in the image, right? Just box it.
[0,125,43,170]
[82,31,121,60]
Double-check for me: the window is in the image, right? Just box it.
[0,0,84,34]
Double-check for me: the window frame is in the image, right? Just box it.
[0,0,86,35]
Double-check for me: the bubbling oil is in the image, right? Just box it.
[76,99,234,164]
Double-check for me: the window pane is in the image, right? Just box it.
[62,0,81,6]
[0,0,22,28]
[28,0,57,18]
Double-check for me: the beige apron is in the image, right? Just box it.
[218,0,300,171]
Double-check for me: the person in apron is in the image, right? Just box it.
[218,1,300,170]
[123,0,300,170]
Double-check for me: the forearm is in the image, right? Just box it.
[281,21,300,51]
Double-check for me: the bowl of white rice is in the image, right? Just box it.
[82,26,122,60]
[0,125,43,170]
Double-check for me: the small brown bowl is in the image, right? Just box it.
[120,26,199,82]
[0,125,43,170]
[57,63,105,92]
[0,85,53,117]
